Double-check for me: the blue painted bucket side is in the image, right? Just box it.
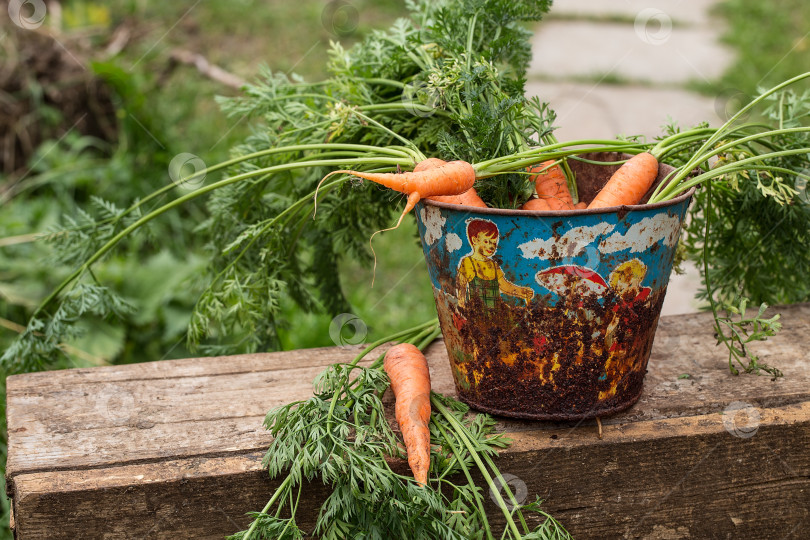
[414,154,693,420]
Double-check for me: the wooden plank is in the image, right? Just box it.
[6,305,810,539]
[9,403,809,539]
[5,344,371,390]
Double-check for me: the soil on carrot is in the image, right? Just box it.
[437,281,666,420]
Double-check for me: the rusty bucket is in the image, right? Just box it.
[414,152,694,420]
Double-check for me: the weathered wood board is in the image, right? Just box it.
[6,305,810,539]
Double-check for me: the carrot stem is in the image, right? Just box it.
[544,133,579,203]
[32,157,411,318]
[353,318,439,371]
[699,184,729,373]
[351,110,425,159]
[56,144,415,236]
[683,126,810,167]
[432,398,524,539]
[476,144,644,177]
[651,72,810,200]
[569,155,630,166]
[414,326,442,351]
[651,147,810,202]
[433,417,496,540]
[242,475,293,540]
[474,139,643,170]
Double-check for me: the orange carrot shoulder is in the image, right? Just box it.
[588,152,659,209]
[520,197,552,211]
[429,189,488,208]
[417,158,487,208]
[413,158,447,173]
[383,343,431,485]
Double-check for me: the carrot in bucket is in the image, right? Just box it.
[418,158,487,208]
[588,152,659,209]
[320,160,476,230]
[529,160,575,210]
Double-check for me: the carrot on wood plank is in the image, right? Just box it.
[529,161,574,210]
[587,152,659,209]
[417,158,487,208]
[383,343,432,485]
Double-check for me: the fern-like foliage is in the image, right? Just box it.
[188,0,556,353]
[1,284,132,374]
[228,358,570,540]
[4,0,558,366]
[680,90,810,304]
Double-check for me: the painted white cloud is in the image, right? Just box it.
[446,232,462,253]
[420,205,445,245]
[518,222,614,260]
[599,214,681,254]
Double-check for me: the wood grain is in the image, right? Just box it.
[6,305,810,539]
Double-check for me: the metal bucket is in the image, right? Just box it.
[414,152,694,420]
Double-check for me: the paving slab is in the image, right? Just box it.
[548,0,721,27]
[529,20,734,84]
[661,261,705,315]
[526,81,721,140]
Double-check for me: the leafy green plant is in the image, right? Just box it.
[2,2,578,536]
[714,0,810,92]
[230,321,570,540]
[3,0,563,370]
[680,89,810,307]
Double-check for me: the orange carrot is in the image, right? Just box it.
[321,160,476,229]
[574,202,587,209]
[520,197,552,211]
[587,152,659,209]
[383,343,431,485]
[529,161,574,210]
[415,158,487,208]
[413,157,447,173]
[429,189,488,208]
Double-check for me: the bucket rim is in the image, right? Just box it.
[422,153,696,217]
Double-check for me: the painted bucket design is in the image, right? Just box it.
[414,153,694,420]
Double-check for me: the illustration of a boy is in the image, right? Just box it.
[456,219,534,309]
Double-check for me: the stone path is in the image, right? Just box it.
[527,0,735,315]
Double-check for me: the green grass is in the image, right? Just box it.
[89,0,426,353]
[545,12,689,27]
[61,0,407,162]
[711,0,810,94]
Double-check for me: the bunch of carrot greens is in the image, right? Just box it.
[3,0,810,537]
[228,320,568,540]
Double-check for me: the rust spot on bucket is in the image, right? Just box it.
[436,280,666,420]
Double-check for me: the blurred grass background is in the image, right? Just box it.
[713,0,810,93]
[1,0,809,536]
